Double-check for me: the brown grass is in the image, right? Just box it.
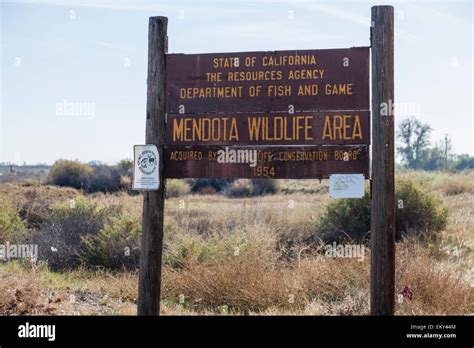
[0,235,471,315]
[396,242,474,315]
[163,259,301,313]
[398,170,474,195]
[0,183,79,228]
[0,171,472,315]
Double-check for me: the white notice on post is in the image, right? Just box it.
[329,174,365,198]
[133,145,160,191]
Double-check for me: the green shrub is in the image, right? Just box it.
[250,178,279,195]
[316,193,371,243]
[47,160,92,190]
[188,179,234,193]
[47,160,129,193]
[120,175,133,192]
[224,179,253,197]
[80,214,141,270]
[13,185,79,229]
[166,179,191,198]
[32,197,117,269]
[224,178,279,197]
[0,198,27,243]
[314,180,448,243]
[395,180,448,238]
[197,186,217,194]
[117,159,133,175]
[164,235,217,268]
[86,165,123,193]
[164,225,276,269]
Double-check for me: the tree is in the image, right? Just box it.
[455,154,474,170]
[118,159,133,171]
[422,146,445,171]
[420,138,453,171]
[397,117,432,169]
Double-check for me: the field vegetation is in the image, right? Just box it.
[0,169,472,315]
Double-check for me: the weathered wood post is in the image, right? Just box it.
[138,16,167,316]
[370,6,395,316]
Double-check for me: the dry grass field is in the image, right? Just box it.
[0,171,472,315]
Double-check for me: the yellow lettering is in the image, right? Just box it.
[322,116,332,140]
[352,115,362,140]
[173,118,184,141]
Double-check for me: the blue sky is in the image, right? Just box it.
[1,0,472,164]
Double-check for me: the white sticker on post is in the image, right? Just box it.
[133,144,160,191]
[329,174,365,198]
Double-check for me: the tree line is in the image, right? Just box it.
[397,117,473,171]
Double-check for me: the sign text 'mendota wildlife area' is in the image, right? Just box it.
[164,47,370,179]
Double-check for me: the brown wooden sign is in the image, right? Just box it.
[166,111,370,146]
[142,11,396,317]
[164,145,369,179]
[166,47,370,113]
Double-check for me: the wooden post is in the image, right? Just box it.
[370,6,395,316]
[138,16,167,316]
